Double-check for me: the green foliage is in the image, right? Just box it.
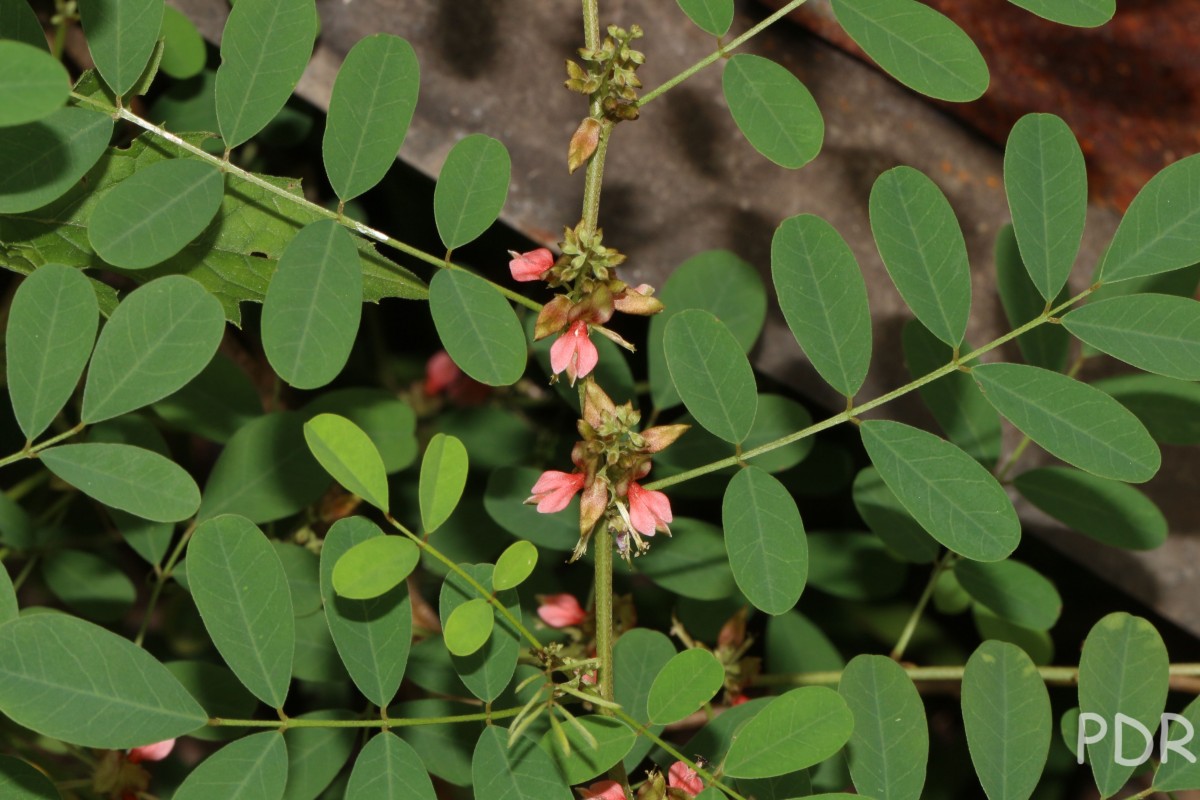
[962,641,1051,800]
[1092,373,1200,445]
[723,54,824,169]
[1014,467,1167,550]
[433,134,512,250]
[722,466,808,614]
[420,433,469,533]
[0,0,47,50]
[332,536,419,600]
[647,648,725,724]
[860,420,1020,562]
[188,515,295,708]
[262,220,363,389]
[40,549,135,622]
[493,540,538,590]
[723,687,855,778]
[429,270,526,386]
[78,0,163,96]
[324,34,420,202]
[438,564,520,702]
[174,732,289,800]
[40,442,200,521]
[664,308,758,443]
[215,0,318,148]
[1007,0,1114,28]
[852,467,939,563]
[1100,154,1200,282]
[955,559,1061,631]
[1063,293,1200,380]
[346,732,436,800]
[159,5,206,80]
[773,214,872,396]
[0,755,60,800]
[0,41,69,126]
[839,655,928,800]
[303,412,390,511]
[993,225,1071,371]
[830,0,989,102]
[471,727,572,800]
[5,263,98,439]
[0,106,113,214]
[676,0,733,36]
[634,517,736,599]
[870,166,971,347]
[539,716,636,785]
[444,598,495,657]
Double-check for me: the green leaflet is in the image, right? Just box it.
[433,134,511,250]
[0,131,425,323]
[1063,293,1200,380]
[955,559,1061,631]
[40,549,136,623]
[1153,695,1200,790]
[723,687,854,778]
[722,466,808,614]
[166,660,258,742]
[664,309,758,443]
[1091,373,1200,446]
[830,0,989,102]
[0,615,206,748]
[89,159,225,270]
[974,606,1054,667]
[676,0,733,35]
[159,6,206,80]
[81,275,224,423]
[1003,114,1087,301]
[647,649,725,725]
[807,531,908,601]
[772,214,871,396]
[614,629,677,771]
[493,541,538,591]
[471,727,572,800]
[0,0,48,50]
[346,732,436,800]
[215,0,317,148]
[188,515,295,708]
[972,363,1160,483]
[428,270,526,386]
[1078,613,1169,797]
[324,34,420,201]
[852,467,939,564]
[1100,153,1200,283]
[303,413,389,511]
[331,536,419,601]
[766,611,845,674]
[40,442,200,522]
[635,517,736,600]
[0,755,60,800]
[1007,0,1115,27]
[438,564,520,702]
[282,710,357,800]
[859,420,1019,562]
[539,716,636,785]
[419,433,469,534]
[839,655,928,800]
[0,566,15,626]
[444,598,495,657]
[648,250,766,410]
[175,732,289,800]
[962,641,1051,800]
[723,54,824,169]
[321,517,412,709]
[993,225,1071,372]
[1014,466,1167,551]
[870,166,972,347]
[153,353,263,444]
[198,412,330,524]
[78,0,163,96]
[0,41,69,126]
[0,106,113,214]
[5,263,98,440]
[262,219,363,389]
[304,388,418,473]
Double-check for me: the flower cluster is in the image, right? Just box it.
[510,225,663,386]
[579,760,704,799]
[565,24,645,122]
[527,381,686,560]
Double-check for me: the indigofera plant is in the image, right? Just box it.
[1,0,1199,798]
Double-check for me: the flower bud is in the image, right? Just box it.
[614,283,664,316]
[640,424,690,453]
[583,381,618,429]
[568,117,602,174]
[535,295,573,340]
[579,477,609,537]
[637,769,666,800]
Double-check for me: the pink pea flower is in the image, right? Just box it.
[550,320,599,385]
[580,780,628,800]
[668,761,704,797]
[626,482,673,538]
[127,739,175,764]
[527,470,586,513]
[424,350,462,396]
[509,248,555,282]
[537,593,588,628]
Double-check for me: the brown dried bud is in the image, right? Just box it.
[614,283,665,316]
[583,381,618,429]
[568,117,602,174]
[579,477,608,537]
[534,295,573,340]
[640,424,690,454]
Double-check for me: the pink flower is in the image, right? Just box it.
[509,248,555,282]
[537,593,588,628]
[424,350,462,395]
[668,762,704,797]
[580,780,628,800]
[626,482,672,537]
[127,739,175,764]
[550,321,599,384]
[527,470,586,513]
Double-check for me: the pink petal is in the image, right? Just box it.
[626,484,657,538]
[537,593,588,627]
[573,329,599,379]
[668,761,704,796]
[128,739,175,763]
[424,351,461,395]
[536,483,580,513]
[529,471,585,513]
[509,248,554,282]
[549,328,575,374]
[642,487,673,525]
[580,780,628,800]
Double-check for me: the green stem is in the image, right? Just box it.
[211,705,524,729]
[134,521,196,647]
[580,121,613,235]
[890,552,955,661]
[385,515,543,650]
[611,707,750,800]
[0,423,86,470]
[594,525,615,704]
[638,0,811,108]
[643,286,1097,491]
[65,91,542,313]
[755,662,1200,688]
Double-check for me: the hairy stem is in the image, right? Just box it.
[0,423,87,471]
[644,286,1097,491]
[890,552,955,661]
[638,0,811,107]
